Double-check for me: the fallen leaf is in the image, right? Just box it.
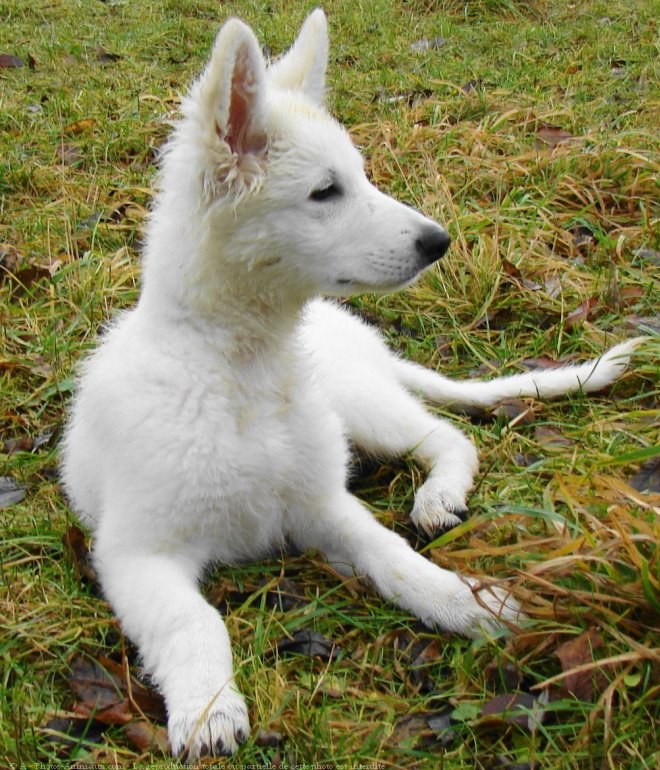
[461,78,483,93]
[534,426,574,449]
[0,54,24,68]
[485,658,524,691]
[628,457,660,494]
[544,274,562,298]
[554,628,604,702]
[390,708,456,748]
[513,452,542,468]
[274,629,340,661]
[69,657,133,725]
[209,576,308,613]
[41,716,107,749]
[481,692,544,731]
[536,124,575,146]
[570,225,596,249]
[520,356,564,370]
[490,399,536,425]
[68,655,165,724]
[501,259,522,281]
[64,118,96,135]
[3,436,33,454]
[63,525,99,586]
[123,720,169,753]
[633,247,660,267]
[372,87,434,106]
[410,37,447,51]
[56,143,82,166]
[563,297,598,329]
[0,477,26,508]
[0,244,21,276]
[610,58,627,76]
[96,46,122,63]
[409,638,444,693]
[10,264,52,290]
[621,315,660,334]
[618,286,646,307]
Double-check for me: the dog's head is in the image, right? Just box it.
[159,9,450,301]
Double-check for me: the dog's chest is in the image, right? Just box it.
[165,361,335,556]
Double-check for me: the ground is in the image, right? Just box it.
[0,1,658,768]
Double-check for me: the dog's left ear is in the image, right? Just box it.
[267,8,328,105]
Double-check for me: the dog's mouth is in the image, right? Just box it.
[334,267,425,294]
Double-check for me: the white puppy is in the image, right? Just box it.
[61,10,639,759]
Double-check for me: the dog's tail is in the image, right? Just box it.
[394,338,645,410]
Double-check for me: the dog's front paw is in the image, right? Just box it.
[168,686,250,760]
[411,480,469,536]
[443,580,525,639]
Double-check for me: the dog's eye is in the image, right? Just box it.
[309,182,342,202]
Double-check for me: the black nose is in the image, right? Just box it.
[415,227,451,265]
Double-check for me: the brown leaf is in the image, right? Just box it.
[41,716,107,749]
[0,244,21,276]
[70,657,133,725]
[554,628,604,701]
[124,720,169,753]
[564,297,598,329]
[3,435,33,454]
[490,399,536,425]
[534,426,574,449]
[96,46,122,64]
[0,476,26,508]
[0,54,24,68]
[481,692,542,730]
[461,78,483,93]
[628,457,660,494]
[536,124,575,146]
[274,629,340,661]
[390,709,455,748]
[621,315,660,334]
[501,259,522,281]
[570,225,595,249]
[485,657,524,691]
[521,356,564,370]
[68,655,165,725]
[64,118,96,135]
[409,638,444,692]
[56,143,82,166]
[63,525,99,586]
[634,247,660,267]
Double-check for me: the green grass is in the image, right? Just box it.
[1,0,658,768]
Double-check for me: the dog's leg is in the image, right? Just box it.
[344,378,479,535]
[94,542,249,759]
[292,490,522,637]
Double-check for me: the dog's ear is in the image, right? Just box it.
[197,18,268,161]
[267,8,328,105]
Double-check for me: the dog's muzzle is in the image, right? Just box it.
[415,226,451,266]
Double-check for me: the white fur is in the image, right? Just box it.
[61,10,641,759]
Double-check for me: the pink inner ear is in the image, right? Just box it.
[225,48,267,157]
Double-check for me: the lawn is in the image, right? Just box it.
[1,0,658,768]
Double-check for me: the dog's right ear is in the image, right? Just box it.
[194,18,268,186]
[267,9,328,105]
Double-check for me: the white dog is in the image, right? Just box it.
[61,10,640,759]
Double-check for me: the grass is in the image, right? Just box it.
[1,0,658,768]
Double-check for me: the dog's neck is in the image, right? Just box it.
[138,195,309,362]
